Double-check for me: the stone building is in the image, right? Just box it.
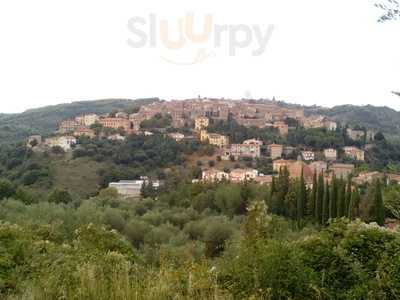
[324,148,337,161]
[273,121,289,136]
[268,144,283,159]
[309,161,328,175]
[273,159,296,172]
[59,119,79,134]
[74,126,96,139]
[194,116,209,131]
[45,136,76,151]
[227,143,261,160]
[329,163,355,178]
[202,169,229,182]
[76,114,99,126]
[230,168,259,183]
[343,146,365,161]
[99,117,133,132]
[200,130,229,148]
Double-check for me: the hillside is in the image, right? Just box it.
[0,98,159,145]
[2,98,400,147]
[312,105,400,134]
[280,102,400,138]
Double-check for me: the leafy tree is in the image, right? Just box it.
[29,139,39,148]
[48,189,73,204]
[203,218,233,257]
[51,146,65,154]
[383,184,400,219]
[0,179,15,200]
[104,208,126,232]
[214,185,243,217]
[374,131,385,141]
[141,180,156,198]
[90,122,104,136]
[21,170,42,185]
[14,187,36,205]
[140,113,172,129]
[124,220,151,248]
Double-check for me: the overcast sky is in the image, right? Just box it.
[0,0,399,113]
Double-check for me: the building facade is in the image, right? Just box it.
[324,148,337,161]
[343,146,365,161]
[99,117,133,132]
[230,168,259,183]
[194,116,209,131]
[301,151,315,161]
[329,163,355,178]
[269,144,283,159]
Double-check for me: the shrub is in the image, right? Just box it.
[48,189,72,204]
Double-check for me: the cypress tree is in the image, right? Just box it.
[348,187,360,219]
[337,179,346,217]
[297,168,307,222]
[285,181,298,219]
[329,175,337,219]
[374,179,385,226]
[353,187,361,218]
[315,172,324,223]
[270,176,276,198]
[309,172,317,217]
[322,180,330,225]
[276,167,290,216]
[345,178,352,217]
[270,176,278,214]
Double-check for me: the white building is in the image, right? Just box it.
[202,169,229,182]
[243,138,263,146]
[45,136,76,151]
[301,151,315,161]
[324,148,337,161]
[109,180,160,197]
[168,132,185,142]
[230,168,258,183]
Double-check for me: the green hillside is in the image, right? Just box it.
[267,100,400,137]
[315,105,400,134]
[0,98,159,145]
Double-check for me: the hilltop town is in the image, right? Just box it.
[24,97,397,197]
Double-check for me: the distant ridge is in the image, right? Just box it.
[0,98,160,145]
[1,97,400,145]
